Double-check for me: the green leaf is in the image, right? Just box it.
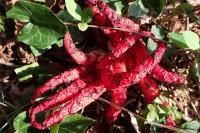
[168,106,182,123]
[56,39,63,47]
[34,0,46,2]
[7,1,66,51]
[146,110,159,122]
[113,0,127,15]
[147,25,165,54]
[30,46,49,56]
[14,62,50,82]
[13,112,30,133]
[50,124,59,133]
[17,23,61,49]
[128,0,149,18]
[189,58,200,83]
[58,10,83,43]
[147,104,157,111]
[157,105,166,114]
[78,22,88,31]
[103,0,128,15]
[169,30,200,50]
[65,0,82,21]
[14,62,39,81]
[175,3,200,26]
[102,0,116,3]
[58,10,79,23]
[181,120,200,133]
[58,114,95,133]
[0,16,5,32]
[81,8,92,23]
[142,0,166,16]
[146,104,159,122]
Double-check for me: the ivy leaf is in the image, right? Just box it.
[181,120,200,133]
[58,10,83,43]
[78,22,88,31]
[6,1,66,53]
[128,0,149,18]
[18,23,61,49]
[169,30,200,50]
[58,114,95,133]
[13,112,30,133]
[142,0,166,16]
[65,0,82,21]
[81,8,92,23]
[147,25,165,54]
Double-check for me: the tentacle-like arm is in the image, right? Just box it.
[30,79,88,128]
[64,32,92,65]
[98,35,139,69]
[30,81,106,130]
[64,32,105,65]
[120,42,166,88]
[138,76,160,102]
[151,65,185,84]
[30,75,95,129]
[85,0,139,31]
[31,67,87,104]
[105,87,127,123]
[100,56,156,123]
[138,34,185,84]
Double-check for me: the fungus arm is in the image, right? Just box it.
[151,65,185,84]
[105,87,127,123]
[64,32,91,65]
[30,81,106,130]
[31,67,87,104]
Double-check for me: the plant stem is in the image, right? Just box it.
[98,97,190,133]
[64,22,169,44]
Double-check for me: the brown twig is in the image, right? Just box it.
[64,22,169,44]
[98,97,191,133]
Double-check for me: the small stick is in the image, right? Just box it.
[98,97,190,133]
[64,22,169,44]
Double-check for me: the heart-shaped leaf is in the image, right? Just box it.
[65,0,82,21]
[7,1,66,54]
[169,30,200,50]
[58,114,95,133]
[81,8,93,23]
[13,112,30,133]
[181,120,200,133]
[147,25,165,54]
[128,0,149,18]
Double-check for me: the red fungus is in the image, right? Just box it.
[29,0,185,130]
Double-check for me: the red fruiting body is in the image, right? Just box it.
[162,101,169,107]
[166,116,176,127]
[29,0,185,130]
